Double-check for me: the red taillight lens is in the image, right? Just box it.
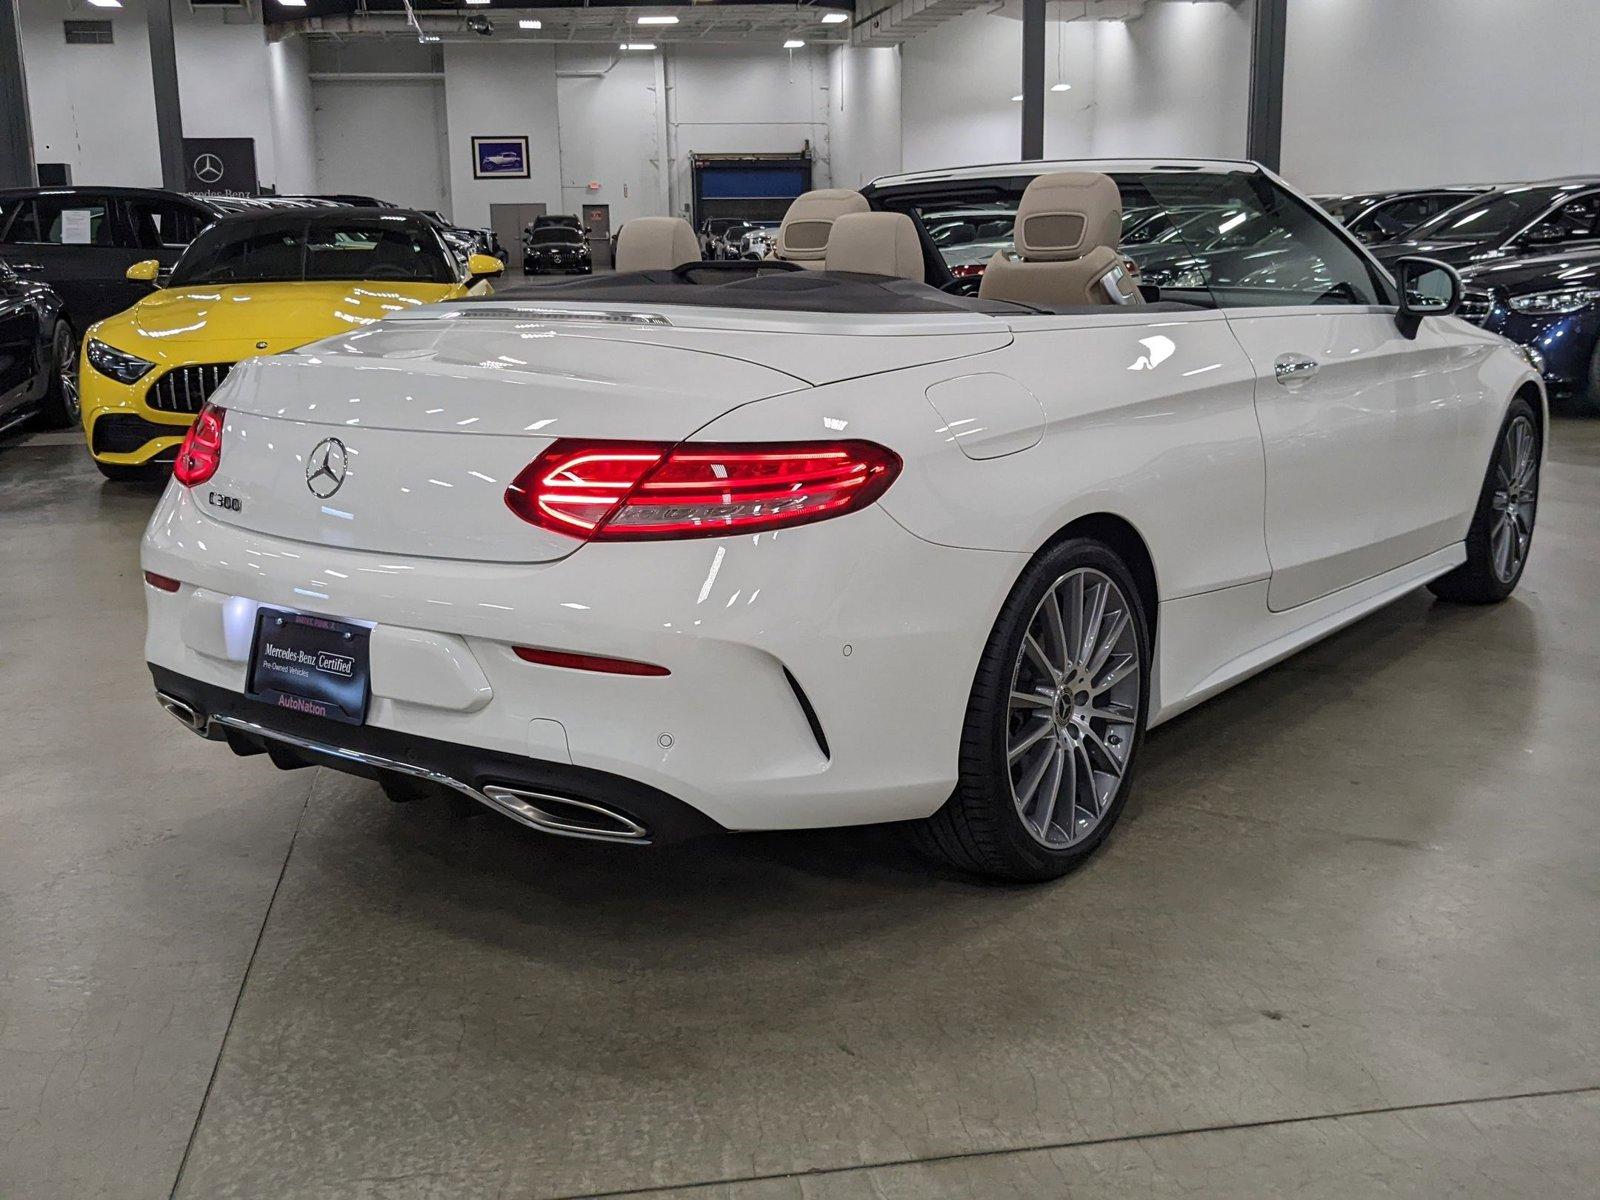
[504,439,902,541]
[173,403,225,487]
[143,571,182,592]
[513,645,670,676]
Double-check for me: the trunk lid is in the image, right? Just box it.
[195,303,1010,563]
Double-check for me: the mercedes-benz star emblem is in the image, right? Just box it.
[192,153,224,185]
[305,437,348,499]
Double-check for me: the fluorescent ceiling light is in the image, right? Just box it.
[821,11,849,22]
[519,19,542,28]
[784,38,806,48]
[85,0,123,7]
[273,0,306,7]
[1051,81,1071,92]
[636,14,679,24]
[620,42,657,50]
[1011,94,1023,102]
[464,0,490,5]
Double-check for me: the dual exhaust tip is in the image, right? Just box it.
[154,691,650,845]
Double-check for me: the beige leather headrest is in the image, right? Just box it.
[1014,172,1122,262]
[775,188,870,261]
[824,212,923,280]
[614,216,699,272]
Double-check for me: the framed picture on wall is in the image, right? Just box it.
[472,136,530,180]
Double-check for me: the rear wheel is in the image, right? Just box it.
[37,322,80,429]
[913,538,1151,882]
[1580,342,1600,415]
[1429,397,1540,604]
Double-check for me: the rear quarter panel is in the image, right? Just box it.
[698,308,1271,603]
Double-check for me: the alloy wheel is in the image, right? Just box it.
[1489,414,1537,583]
[56,327,81,425]
[1006,567,1141,848]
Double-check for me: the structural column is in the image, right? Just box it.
[0,0,34,189]
[1020,0,1045,160]
[1247,0,1287,171]
[148,0,186,190]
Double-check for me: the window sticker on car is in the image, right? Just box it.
[59,209,94,245]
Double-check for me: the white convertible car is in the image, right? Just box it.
[142,160,1543,881]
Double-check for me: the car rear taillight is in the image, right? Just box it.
[173,403,225,487]
[504,439,901,541]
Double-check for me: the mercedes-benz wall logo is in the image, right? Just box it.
[192,153,224,184]
[305,437,348,498]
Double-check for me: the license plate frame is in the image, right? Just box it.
[246,607,371,726]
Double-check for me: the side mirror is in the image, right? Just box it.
[465,252,504,287]
[126,259,161,284]
[1395,255,1461,334]
[1521,225,1567,247]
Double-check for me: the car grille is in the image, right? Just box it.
[1458,286,1496,324]
[91,413,188,456]
[146,363,233,415]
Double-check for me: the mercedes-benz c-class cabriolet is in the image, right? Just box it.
[141,160,1544,881]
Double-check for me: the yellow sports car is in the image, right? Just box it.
[81,208,503,479]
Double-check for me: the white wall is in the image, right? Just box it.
[19,0,319,193]
[555,47,665,227]
[311,79,450,213]
[1092,0,1251,160]
[900,1,1241,174]
[266,37,316,197]
[441,42,563,229]
[1281,0,1600,193]
[20,0,161,186]
[829,45,904,190]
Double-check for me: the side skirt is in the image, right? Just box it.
[1149,543,1465,727]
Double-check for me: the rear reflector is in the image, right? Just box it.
[504,438,901,541]
[512,645,670,677]
[143,571,182,592]
[173,403,225,487]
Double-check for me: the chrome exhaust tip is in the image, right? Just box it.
[156,691,207,734]
[480,785,651,845]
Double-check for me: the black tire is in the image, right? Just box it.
[37,321,80,430]
[911,537,1152,882]
[1429,395,1540,604]
[95,459,168,484]
[1580,342,1600,416]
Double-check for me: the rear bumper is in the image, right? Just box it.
[141,483,1023,832]
[151,666,721,844]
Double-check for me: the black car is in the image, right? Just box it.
[522,226,592,275]
[0,258,75,435]
[1457,247,1600,412]
[1374,180,1600,269]
[1315,187,1487,245]
[420,211,508,266]
[0,186,227,330]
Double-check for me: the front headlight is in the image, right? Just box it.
[1507,288,1600,315]
[86,338,156,385]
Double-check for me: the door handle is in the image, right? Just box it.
[1274,354,1320,384]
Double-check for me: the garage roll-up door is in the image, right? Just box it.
[693,152,814,224]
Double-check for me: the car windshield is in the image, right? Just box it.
[169,215,456,286]
[527,228,584,246]
[1407,186,1560,242]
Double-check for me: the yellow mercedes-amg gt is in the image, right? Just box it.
[81,208,503,479]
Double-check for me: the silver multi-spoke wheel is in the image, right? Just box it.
[1006,567,1140,848]
[56,326,81,426]
[1489,414,1537,583]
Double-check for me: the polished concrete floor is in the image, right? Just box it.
[3,416,1598,1200]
